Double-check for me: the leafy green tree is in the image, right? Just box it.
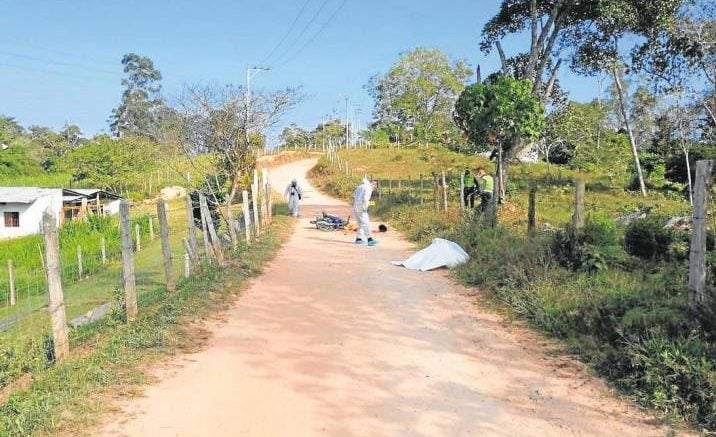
[367,48,472,142]
[59,123,83,147]
[60,136,155,192]
[109,53,164,139]
[481,0,685,196]
[0,115,23,145]
[313,119,346,148]
[454,75,545,198]
[565,0,684,196]
[280,124,312,149]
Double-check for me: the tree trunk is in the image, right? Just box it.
[613,66,647,197]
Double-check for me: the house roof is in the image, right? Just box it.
[63,188,122,200]
[0,187,61,204]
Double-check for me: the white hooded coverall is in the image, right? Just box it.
[285,180,303,217]
[353,178,374,241]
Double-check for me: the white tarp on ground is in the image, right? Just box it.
[392,238,470,271]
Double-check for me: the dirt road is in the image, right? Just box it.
[99,159,668,437]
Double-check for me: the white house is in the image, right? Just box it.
[0,187,63,239]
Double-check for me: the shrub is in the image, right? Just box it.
[624,216,672,260]
[552,216,623,272]
[618,331,716,428]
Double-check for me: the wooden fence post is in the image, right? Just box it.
[433,174,439,211]
[184,252,191,279]
[528,184,537,237]
[119,200,138,322]
[199,193,226,266]
[442,170,448,214]
[262,168,269,222]
[135,223,141,251]
[689,160,714,310]
[8,260,16,306]
[389,179,392,194]
[242,190,252,244]
[186,195,198,254]
[101,236,107,265]
[573,178,585,230]
[42,211,69,361]
[227,200,238,250]
[77,245,83,279]
[157,198,176,293]
[182,237,197,264]
[148,216,155,241]
[420,175,424,205]
[199,196,213,264]
[251,180,260,236]
[460,172,465,214]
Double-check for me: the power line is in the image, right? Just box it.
[274,0,348,69]
[0,51,118,77]
[0,62,114,83]
[269,0,333,67]
[260,0,313,65]
[0,38,118,67]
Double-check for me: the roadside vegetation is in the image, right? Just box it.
[311,144,715,430]
[0,210,293,436]
[303,1,716,430]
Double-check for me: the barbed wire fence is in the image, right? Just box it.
[0,166,275,390]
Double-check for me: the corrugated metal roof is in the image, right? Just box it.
[66,189,122,200]
[0,187,61,204]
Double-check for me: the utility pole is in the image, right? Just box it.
[345,97,350,148]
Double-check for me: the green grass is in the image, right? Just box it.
[0,206,293,437]
[0,210,157,312]
[0,199,191,392]
[333,145,689,231]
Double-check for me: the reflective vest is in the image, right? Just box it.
[480,175,494,193]
[463,173,477,188]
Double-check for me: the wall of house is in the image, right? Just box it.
[0,191,62,239]
[104,199,121,215]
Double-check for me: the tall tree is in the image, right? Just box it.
[109,53,164,139]
[454,75,545,200]
[481,0,685,196]
[367,48,471,142]
[176,83,299,229]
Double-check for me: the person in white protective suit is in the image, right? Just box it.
[353,178,379,246]
[285,178,303,217]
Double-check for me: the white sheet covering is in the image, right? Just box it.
[392,238,470,271]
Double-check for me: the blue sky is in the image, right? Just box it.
[0,0,603,138]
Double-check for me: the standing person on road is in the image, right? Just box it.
[353,178,379,246]
[285,178,303,217]
[475,167,495,214]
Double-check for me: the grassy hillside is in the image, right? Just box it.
[311,145,715,431]
[331,144,688,231]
